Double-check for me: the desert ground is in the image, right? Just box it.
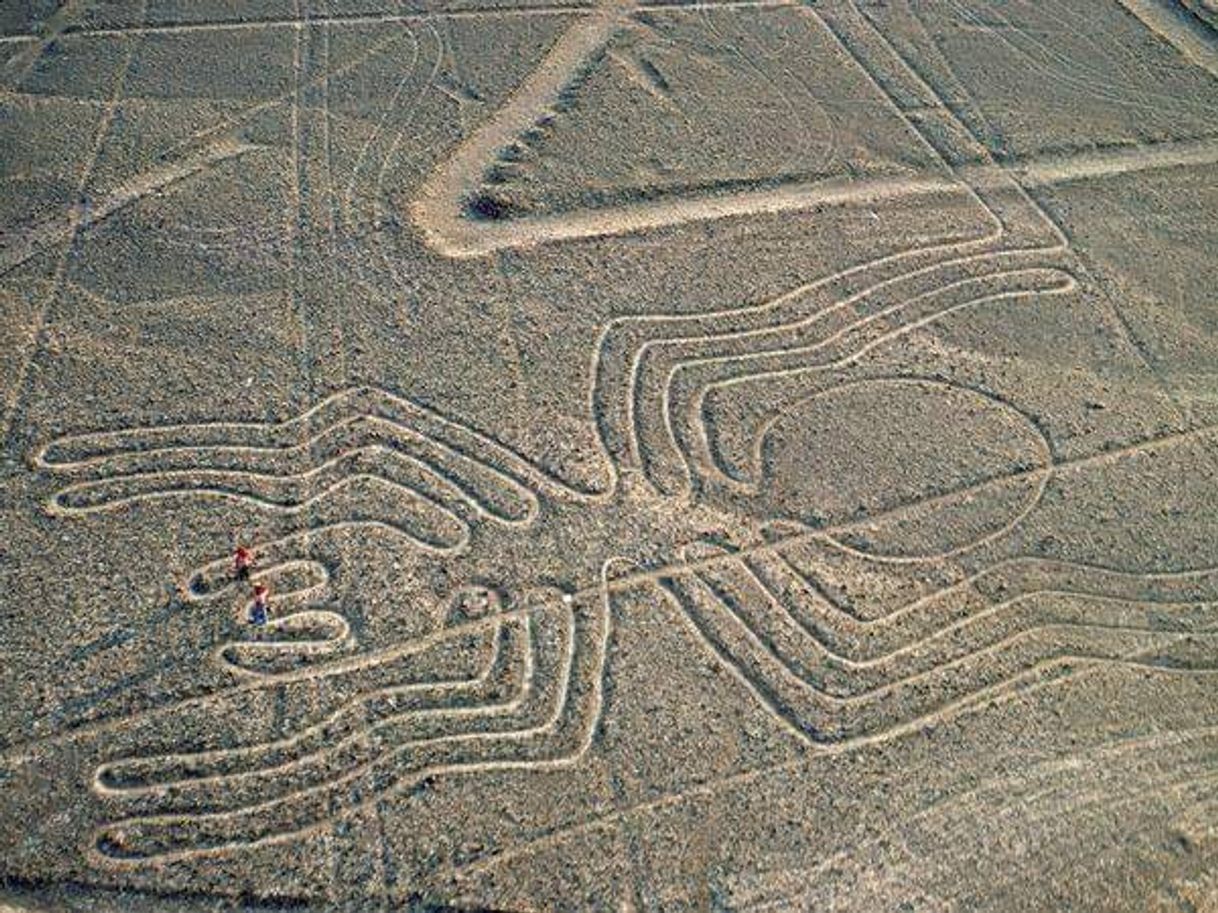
[1,0,1217,910]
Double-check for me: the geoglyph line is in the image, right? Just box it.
[734,723,1218,910]
[95,622,515,794]
[204,556,354,679]
[97,617,537,827]
[27,0,1085,512]
[0,137,264,279]
[628,265,1075,497]
[406,0,1218,257]
[750,549,1218,679]
[15,0,1218,874]
[581,0,1084,498]
[765,547,1218,658]
[414,138,1218,257]
[1106,0,1218,82]
[35,385,617,558]
[23,398,1218,761]
[28,390,1218,699]
[940,0,1217,115]
[411,0,636,257]
[88,559,619,866]
[659,544,1218,743]
[0,0,147,447]
[0,0,796,45]
[447,717,1218,884]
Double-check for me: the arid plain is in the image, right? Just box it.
[2,0,1218,910]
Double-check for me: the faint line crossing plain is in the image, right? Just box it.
[0,1,796,43]
[0,137,263,277]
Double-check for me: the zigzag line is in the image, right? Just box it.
[96,621,516,795]
[97,616,536,838]
[35,385,617,556]
[194,557,354,680]
[658,544,1218,744]
[86,558,620,867]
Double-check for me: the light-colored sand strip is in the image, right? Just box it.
[55,4,591,39]
[0,137,262,277]
[436,173,965,257]
[974,134,1218,187]
[412,0,1217,260]
[411,0,636,254]
[1181,0,1218,30]
[421,137,1218,257]
[1115,0,1218,80]
[86,564,619,867]
[448,723,1218,883]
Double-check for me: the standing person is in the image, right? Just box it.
[249,583,271,626]
[233,545,256,581]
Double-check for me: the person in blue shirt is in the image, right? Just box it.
[249,583,271,626]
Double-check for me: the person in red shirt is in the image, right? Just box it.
[250,583,271,626]
[233,545,255,581]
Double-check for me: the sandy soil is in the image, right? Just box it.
[1,0,1217,910]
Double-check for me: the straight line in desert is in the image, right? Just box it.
[0,0,85,86]
[445,702,1218,884]
[411,0,635,255]
[1115,0,1218,81]
[55,4,592,39]
[0,0,791,43]
[0,3,591,47]
[0,137,263,278]
[971,134,1218,187]
[419,136,1218,257]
